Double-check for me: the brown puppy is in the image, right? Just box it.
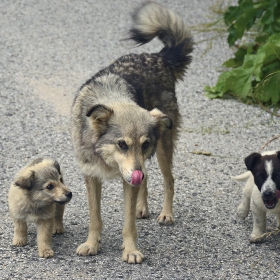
[9,158,72,258]
[71,2,193,263]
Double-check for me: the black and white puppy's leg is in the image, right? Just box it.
[136,175,149,219]
[237,173,254,219]
[250,199,266,243]
[76,176,102,256]
[122,180,144,264]
[276,212,280,228]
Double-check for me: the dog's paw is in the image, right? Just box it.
[250,236,264,243]
[136,207,149,219]
[76,242,100,256]
[122,249,144,264]
[237,204,249,219]
[13,237,27,247]
[38,248,54,258]
[157,213,174,225]
[53,226,65,235]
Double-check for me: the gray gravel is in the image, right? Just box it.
[1,0,280,279]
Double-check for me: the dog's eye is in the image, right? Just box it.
[46,184,54,190]
[118,141,128,151]
[256,173,265,182]
[142,141,150,149]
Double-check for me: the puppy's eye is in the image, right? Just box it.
[142,141,150,149]
[46,184,54,190]
[118,141,128,151]
[256,173,265,181]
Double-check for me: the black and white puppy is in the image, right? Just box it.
[234,151,280,243]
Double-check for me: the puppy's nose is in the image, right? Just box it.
[262,190,274,199]
[66,192,72,199]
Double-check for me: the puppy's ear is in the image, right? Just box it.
[86,104,114,134]
[14,170,35,189]
[245,152,261,171]
[150,108,172,137]
[53,161,61,174]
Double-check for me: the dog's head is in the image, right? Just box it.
[86,103,172,186]
[14,159,72,206]
[245,151,280,209]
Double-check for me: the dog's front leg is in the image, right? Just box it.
[12,219,28,246]
[250,200,266,243]
[37,218,54,258]
[122,181,144,264]
[76,176,102,256]
[53,204,65,234]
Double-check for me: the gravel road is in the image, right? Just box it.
[1,0,280,279]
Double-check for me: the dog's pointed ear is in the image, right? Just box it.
[245,152,261,171]
[150,108,173,135]
[86,104,114,133]
[53,161,61,174]
[14,170,35,190]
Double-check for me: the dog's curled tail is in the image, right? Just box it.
[232,171,252,182]
[129,2,193,80]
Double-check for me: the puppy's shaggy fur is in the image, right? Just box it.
[9,158,72,258]
[71,2,193,263]
[234,151,280,243]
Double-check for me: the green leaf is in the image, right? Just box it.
[253,72,280,104]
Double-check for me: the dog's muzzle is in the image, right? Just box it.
[262,190,278,209]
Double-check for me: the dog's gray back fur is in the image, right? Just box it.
[72,2,193,178]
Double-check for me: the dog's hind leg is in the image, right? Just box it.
[156,134,175,225]
[122,181,144,263]
[136,175,149,219]
[76,176,102,256]
[12,219,28,246]
[53,204,65,234]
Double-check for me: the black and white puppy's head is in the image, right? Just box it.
[245,151,280,209]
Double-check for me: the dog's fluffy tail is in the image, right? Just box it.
[129,2,193,80]
[232,171,252,182]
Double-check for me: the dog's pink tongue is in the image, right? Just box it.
[130,170,143,186]
[276,190,280,199]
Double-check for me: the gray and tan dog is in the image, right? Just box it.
[9,158,72,258]
[234,151,280,243]
[72,2,193,263]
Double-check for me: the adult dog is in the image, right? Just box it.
[71,2,193,263]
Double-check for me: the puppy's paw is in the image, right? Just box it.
[237,204,249,219]
[38,248,54,258]
[76,241,100,256]
[157,213,174,225]
[250,236,264,243]
[136,207,149,219]
[13,237,27,247]
[122,249,144,264]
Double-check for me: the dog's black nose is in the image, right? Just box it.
[66,192,72,199]
[262,190,274,199]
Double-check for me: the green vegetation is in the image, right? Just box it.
[204,0,280,109]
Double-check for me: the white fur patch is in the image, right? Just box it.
[262,160,276,194]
